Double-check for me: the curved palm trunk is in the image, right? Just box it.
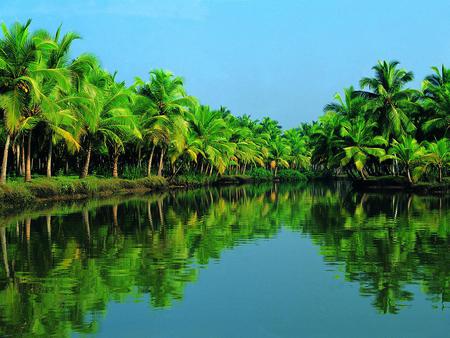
[147,144,155,177]
[112,153,119,178]
[25,131,32,182]
[80,142,92,179]
[46,141,52,178]
[406,166,413,183]
[438,165,443,183]
[1,134,11,184]
[157,148,165,177]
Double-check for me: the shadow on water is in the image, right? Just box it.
[0,181,448,336]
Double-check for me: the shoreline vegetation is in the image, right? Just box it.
[0,20,449,206]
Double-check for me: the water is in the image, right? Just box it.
[0,182,448,337]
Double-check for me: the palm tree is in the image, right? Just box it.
[134,69,193,176]
[424,138,449,182]
[340,117,387,179]
[187,104,235,175]
[269,137,291,176]
[422,65,450,138]
[324,86,366,119]
[0,20,37,183]
[382,136,427,183]
[359,60,417,139]
[32,26,82,177]
[76,66,136,178]
[283,128,310,169]
[310,112,344,171]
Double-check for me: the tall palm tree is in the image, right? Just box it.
[422,65,450,138]
[32,26,82,177]
[324,86,366,119]
[269,137,291,176]
[359,60,417,139]
[0,20,37,183]
[76,66,136,178]
[187,104,235,175]
[134,69,193,176]
[340,117,387,179]
[283,128,310,169]
[310,112,344,170]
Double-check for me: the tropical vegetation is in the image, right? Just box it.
[0,21,448,187]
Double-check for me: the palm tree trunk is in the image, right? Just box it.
[112,152,119,178]
[1,134,11,184]
[15,143,20,176]
[137,147,142,168]
[147,144,155,177]
[157,148,165,177]
[406,166,413,183]
[21,137,25,176]
[25,131,32,182]
[46,141,52,178]
[80,142,92,179]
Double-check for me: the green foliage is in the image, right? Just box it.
[247,168,273,180]
[276,169,307,181]
[0,20,448,187]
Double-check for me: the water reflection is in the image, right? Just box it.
[0,182,448,336]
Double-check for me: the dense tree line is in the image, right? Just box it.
[0,21,448,184]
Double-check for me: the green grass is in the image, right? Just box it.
[0,176,168,207]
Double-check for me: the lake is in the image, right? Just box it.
[0,182,448,337]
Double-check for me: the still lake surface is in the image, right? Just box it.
[0,182,448,337]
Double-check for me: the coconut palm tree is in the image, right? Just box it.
[324,86,366,119]
[382,136,427,183]
[310,112,344,171]
[76,66,137,178]
[269,137,291,176]
[424,138,449,182]
[283,128,310,169]
[340,117,387,179]
[422,65,450,138]
[0,20,37,183]
[187,104,235,175]
[359,60,417,139]
[134,69,194,176]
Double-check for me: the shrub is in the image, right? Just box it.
[247,168,272,181]
[277,169,307,182]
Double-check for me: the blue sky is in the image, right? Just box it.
[2,0,450,128]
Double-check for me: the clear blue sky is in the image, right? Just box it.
[2,0,450,128]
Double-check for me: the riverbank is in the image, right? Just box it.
[0,176,168,210]
[0,172,308,212]
[352,176,450,195]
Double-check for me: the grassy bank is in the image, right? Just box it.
[0,169,309,210]
[0,176,168,208]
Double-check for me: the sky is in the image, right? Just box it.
[2,0,450,128]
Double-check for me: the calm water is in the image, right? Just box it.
[0,182,448,337]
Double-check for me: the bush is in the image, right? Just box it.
[247,168,272,181]
[171,174,215,186]
[277,169,307,182]
[123,165,147,180]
